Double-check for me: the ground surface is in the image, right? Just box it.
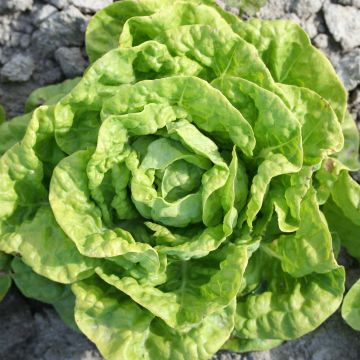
[0,0,360,359]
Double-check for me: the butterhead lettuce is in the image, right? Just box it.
[0,0,359,358]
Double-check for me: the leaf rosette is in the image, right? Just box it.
[0,0,359,359]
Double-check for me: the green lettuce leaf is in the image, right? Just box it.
[234,249,344,340]
[25,78,81,113]
[0,104,5,124]
[72,276,236,360]
[342,279,360,331]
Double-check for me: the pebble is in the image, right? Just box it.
[47,0,69,9]
[257,0,289,19]
[289,0,324,19]
[55,46,88,77]
[333,48,360,91]
[337,0,360,7]
[32,59,63,85]
[313,33,329,50]
[1,53,34,82]
[32,4,58,26]
[32,6,87,56]
[303,15,318,39]
[323,3,360,50]
[0,0,33,13]
[11,13,34,33]
[19,33,31,48]
[70,0,113,14]
[9,31,22,47]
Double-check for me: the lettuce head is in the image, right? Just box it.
[0,0,359,359]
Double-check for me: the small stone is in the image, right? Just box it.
[312,349,333,360]
[32,61,63,85]
[33,4,58,26]
[0,0,33,13]
[1,54,35,82]
[55,47,88,77]
[337,0,360,8]
[323,3,360,50]
[289,0,324,19]
[70,0,112,13]
[333,48,360,91]
[47,0,69,9]
[20,34,31,48]
[9,32,23,47]
[313,33,329,49]
[11,14,34,33]
[303,15,318,38]
[0,23,11,45]
[283,12,301,25]
[257,0,288,19]
[0,47,12,66]
[32,6,87,56]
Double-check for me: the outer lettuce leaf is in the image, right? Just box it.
[278,84,343,165]
[342,279,360,331]
[25,78,81,113]
[72,276,236,360]
[11,257,78,330]
[0,77,85,237]
[0,113,31,156]
[96,243,247,331]
[322,171,360,261]
[0,106,59,238]
[0,274,11,301]
[0,78,81,157]
[223,337,283,352]
[0,251,11,269]
[271,187,338,277]
[314,158,346,205]
[323,199,360,261]
[233,250,344,340]
[11,257,70,303]
[332,112,360,171]
[231,19,347,122]
[331,171,360,228]
[0,251,11,301]
[0,206,97,284]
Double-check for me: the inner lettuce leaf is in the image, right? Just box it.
[0,0,359,359]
